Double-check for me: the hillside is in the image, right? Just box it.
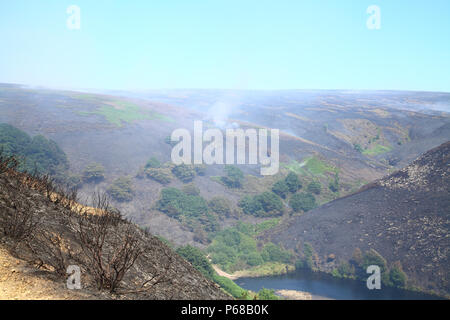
[262,142,450,297]
[0,156,229,300]
[1,84,449,248]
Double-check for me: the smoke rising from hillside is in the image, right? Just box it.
[206,93,242,129]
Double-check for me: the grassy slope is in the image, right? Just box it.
[78,99,172,127]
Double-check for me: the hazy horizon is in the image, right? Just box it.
[2,82,450,95]
[1,1,450,92]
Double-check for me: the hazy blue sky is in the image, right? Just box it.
[0,0,449,91]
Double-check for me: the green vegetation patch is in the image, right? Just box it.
[157,187,209,218]
[256,288,280,300]
[388,263,408,288]
[70,93,104,101]
[0,123,69,177]
[328,173,340,193]
[156,187,219,235]
[285,172,302,193]
[175,244,251,299]
[78,100,172,127]
[289,192,317,213]
[238,262,294,278]
[272,179,290,198]
[253,218,281,234]
[323,247,410,290]
[238,192,284,217]
[182,183,201,196]
[172,164,196,183]
[145,167,173,184]
[208,197,232,217]
[282,159,306,175]
[307,181,322,195]
[145,156,161,169]
[208,221,290,273]
[82,162,105,183]
[362,143,393,156]
[176,245,215,280]
[221,165,244,188]
[283,156,337,177]
[295,242,316,271]
[303,156,337,175]
[107,177,134,202]
[212,274,249,299]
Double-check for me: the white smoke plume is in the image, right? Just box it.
[206,92,242,129]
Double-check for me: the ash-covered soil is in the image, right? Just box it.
[0,168,229,300]
[262,141,450,297]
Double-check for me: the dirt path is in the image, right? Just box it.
[212,265,240,280]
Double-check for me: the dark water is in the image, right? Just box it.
[235,270,443,300]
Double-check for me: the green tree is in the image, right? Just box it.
[389,262,407,288]
[208,197,232,216]
[238,196,264,216]
[23,135,69,175]
[257,288,279,300]
[209,243,238,269]
[212,274,248,299]
[337,261,355,278]
[307,181,322,195]
[156,187,185,218]
[362,249,387,273]
[285,172,301,193]
[146,167,172,184]
[107,177,134,202]
[195,212,220,233]
[255,192,284,216]
[246,252,264,266]
[221,165,244,188]
[172,164,196,183]
[82,162,105,183]
[176,245,214,280]
[261,242,291,263]
[0,123,69,176]
[145,156,161,169]
[289,192,317,212]
[329,173,340,192]
[0,123,31,155]
[272,179,289,198]
[182,183,200,196]
[157,187,209,218]
[239,192,284,217]
[295,243,315,270]
[156,187,219,235]
[220,229,243,247]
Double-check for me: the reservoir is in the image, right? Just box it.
[234,269,443,300]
